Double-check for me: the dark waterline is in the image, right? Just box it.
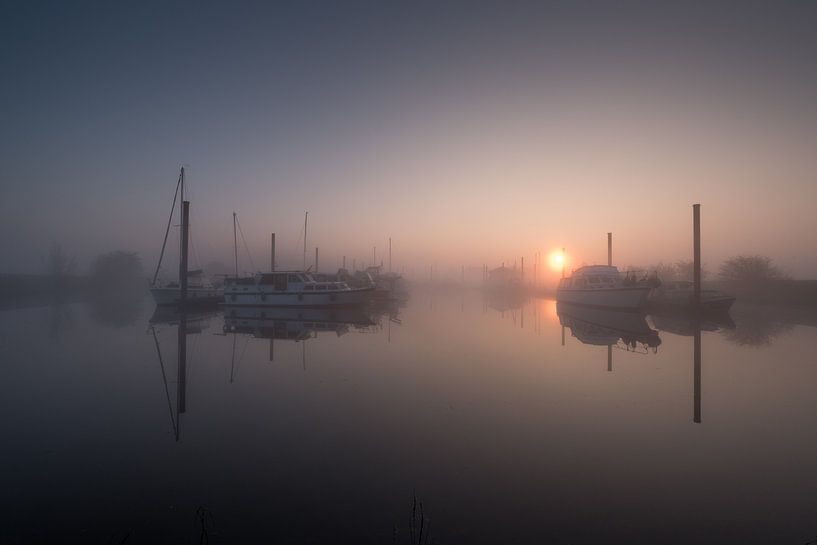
[2,291,816,544]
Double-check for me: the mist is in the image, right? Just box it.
[2,1,816,281]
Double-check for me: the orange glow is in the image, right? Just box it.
[549,250,565,271]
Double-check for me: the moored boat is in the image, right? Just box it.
[649,280,735,313]
[223,271,373,307]
[556,265,657,310]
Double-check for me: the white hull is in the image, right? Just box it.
[223,287,373,307]
[556,286,651,310]
[150,287,222,306]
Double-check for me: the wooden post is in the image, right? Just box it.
[315,247,319,273]
[607,232,612,266]
[607,345,612,372]
[343,255,346,269]
[521,257,524,283]
[179,201,190,304]
[693,204,701,308]
[270,233,276,272]
[694,326,701,423]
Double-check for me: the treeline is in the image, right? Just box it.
[0,245,146,306]
[650,255,817,307]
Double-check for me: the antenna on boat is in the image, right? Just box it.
[303,211,308,270]
[233,212,239,278]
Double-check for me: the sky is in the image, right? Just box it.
[2,1,816,281]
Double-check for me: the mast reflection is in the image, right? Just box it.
[149,307,216,441]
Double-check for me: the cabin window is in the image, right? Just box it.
[328,284,338,291]
[588,277,598,284]
[304,285,314,291]
[273,273,287,291]
[258,274,275,285]
[287,274,301,283]
[575,278,586,288]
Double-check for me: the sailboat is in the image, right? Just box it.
[149,167,221,306]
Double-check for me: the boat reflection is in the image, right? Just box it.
[557,302,661,353]
[557,302,709,424]
[223,306,380,341]
[649,312,735,337]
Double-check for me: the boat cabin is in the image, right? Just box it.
[559,266,620,290]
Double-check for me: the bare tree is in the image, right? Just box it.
[719,255,784,286]
[44,243,76,278]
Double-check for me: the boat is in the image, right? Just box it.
[149,167,221,306]
[484,265,524,292]
[649,280,735,313]
[223,271,374,307]
[150,269,221,306]
[556,265,658,310]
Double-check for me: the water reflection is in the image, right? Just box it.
[149,307,216,441]
[557,303,661,353]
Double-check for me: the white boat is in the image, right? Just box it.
[649,280,735,313]
[150,269,221,306]
[223,271,373,307]
[556,265,656,310]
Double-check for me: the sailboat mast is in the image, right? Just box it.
[303,211,308,270]
[233,212,239,278]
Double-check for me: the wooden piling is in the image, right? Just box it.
[179,201,189,304]
[693,204,701,308]
[607,232,612,266]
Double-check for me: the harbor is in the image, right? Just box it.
[3,2,817,544]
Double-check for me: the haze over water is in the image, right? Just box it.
[2,2,817,278]
[2,291,816,543]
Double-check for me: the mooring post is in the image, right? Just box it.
[693,204,701,308]
[315,247,319,274]
[270,233,276,272]
[179,201,190,305]
[607,232,612,266]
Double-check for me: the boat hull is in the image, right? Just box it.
[150,287,222,306]
[556,286,651,310]
[223,287,374,307]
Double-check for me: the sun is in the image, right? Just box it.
[549,250,565,271]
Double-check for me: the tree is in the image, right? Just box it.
[90,251,144,289]
[44,243,76,278]
[719,255,784,286]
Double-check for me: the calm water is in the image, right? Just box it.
[2,290,816,544]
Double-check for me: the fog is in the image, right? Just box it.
[2,2,816,281]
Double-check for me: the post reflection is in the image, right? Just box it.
[649,311,734,424]
[149,307,217,442]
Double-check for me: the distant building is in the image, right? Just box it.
[487,265,523,289]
